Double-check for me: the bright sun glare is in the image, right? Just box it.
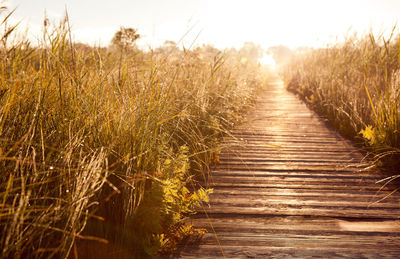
[200,0,398,50]
[10,0,400,51]
[258,54,276,68]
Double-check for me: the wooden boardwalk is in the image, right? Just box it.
[177,79,400,258]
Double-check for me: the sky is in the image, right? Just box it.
[6,0,400,50]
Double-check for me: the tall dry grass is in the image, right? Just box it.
[0,10,268,258]
[282,29,400,171]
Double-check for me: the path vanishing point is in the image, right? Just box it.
[177,78,400,258]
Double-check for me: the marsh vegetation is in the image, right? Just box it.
[0,9,269,258]
[282,30,400,172]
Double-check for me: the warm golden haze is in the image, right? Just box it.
[2,0,400,258]
[0,9,269,258]
[10,0,400,50]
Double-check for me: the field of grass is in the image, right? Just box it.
[282,30,400,172]
[0,11,269,258]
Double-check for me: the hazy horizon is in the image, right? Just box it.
[7,0,400,50]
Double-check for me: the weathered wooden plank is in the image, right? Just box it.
[210,170,380,179]
[220,146,361,152]
[208,182,385,192]
[219,152,364,159]
[208,197,400,209]
[189,217,400,233]
[193,233,400,248]
[210,188,397,200]
[177,246,400,259]
[196,206,400,219]
[207,176,379,185]
[207,194,398,206]
[218,155,361,161]
[213,166,365,173]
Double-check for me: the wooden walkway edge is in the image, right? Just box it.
[176,79,400,258]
